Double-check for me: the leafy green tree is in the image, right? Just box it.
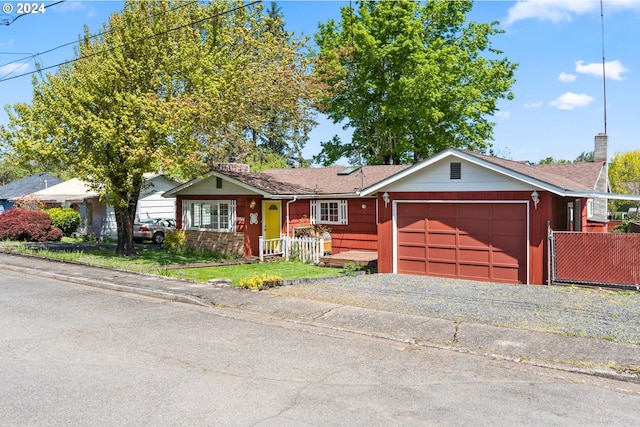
[574,151,594,163]
[175,1,317,172]
[312,0,517,165]
[2,1,316,255]
[609,150,640,213]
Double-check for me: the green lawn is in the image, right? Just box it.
[3,243,343,285]
[167,261,342,285]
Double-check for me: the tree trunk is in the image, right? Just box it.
[114,199,138,256]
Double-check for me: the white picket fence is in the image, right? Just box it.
[259,236,325,263]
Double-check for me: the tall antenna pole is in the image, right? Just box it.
[600,0,608,135]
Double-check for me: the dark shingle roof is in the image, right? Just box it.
[0,173,64,199]
[465,151,604,191]
[205,165,409,196]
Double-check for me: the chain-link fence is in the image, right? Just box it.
[550,231,640,289]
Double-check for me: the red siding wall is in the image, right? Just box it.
[176,195,259,256]
[286,198,378,254]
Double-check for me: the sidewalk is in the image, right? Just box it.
[1,251,639,384]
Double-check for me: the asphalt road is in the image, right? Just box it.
[2,270,640,426]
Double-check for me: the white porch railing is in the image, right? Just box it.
[259,236,325,264]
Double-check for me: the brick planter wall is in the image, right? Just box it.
[185,230,244,257]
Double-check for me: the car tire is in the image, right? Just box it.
[152,232,164,245]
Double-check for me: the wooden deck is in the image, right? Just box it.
[320,251,378,269]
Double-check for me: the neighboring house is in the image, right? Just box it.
[0,173,63,213]
[165,135,626,285]
[27,178,105,237]
[29,174,181,239]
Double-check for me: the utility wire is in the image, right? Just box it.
[0,0,261,82]
[1,0,65,26]
[0,0,202,78]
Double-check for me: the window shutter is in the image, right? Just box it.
[310,200,318,224]
[340,200,348,224]
[229,200,237,232]
[181,200,190,229]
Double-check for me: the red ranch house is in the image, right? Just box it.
[163,163,408,259]
[164,135,617,285]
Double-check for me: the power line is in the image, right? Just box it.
[0,0,202,78]
[1,0,259,83]
[1,0,65,26]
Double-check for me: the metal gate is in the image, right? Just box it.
[549,230,640,289]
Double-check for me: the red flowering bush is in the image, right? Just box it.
[0,208,63,242]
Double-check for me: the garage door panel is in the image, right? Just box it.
[428,232,457,246]
[459,248,490,263]
[426,218,457,232]
[461,219,491,235]
[398,245,426,259]
[492,251,520,266]
[397,202,527,284]
[397,216,426,230]
[459,264,491,281]
[459,203,491,216]
[492,266,521,282]
[491,204,521,218]
[492,219,525,235]
[427,261,457,276]
[398,259,427,275]
[458,234,490,248]
[427,204,457,217]
[428,247,457,261]
[398,231,426,245]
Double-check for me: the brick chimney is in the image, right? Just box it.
[212,163,250,173]
[592,133,609,219]
[594,133,608,163]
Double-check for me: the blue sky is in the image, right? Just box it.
[1,0,638,165]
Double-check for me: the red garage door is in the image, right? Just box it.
[396,202,527,284]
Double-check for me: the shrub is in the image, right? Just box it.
[238,273,283,290]
[44,207,81,236]
[0,208,63,242]
[164,230,187,251]
[13,194,45,211]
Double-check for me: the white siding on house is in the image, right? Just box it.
[380,158,534,193]
[101,175,180,239]
[177,177,256,195]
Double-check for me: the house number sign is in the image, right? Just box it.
[249,212,259,225]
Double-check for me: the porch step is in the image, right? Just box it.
[320,251,378,270]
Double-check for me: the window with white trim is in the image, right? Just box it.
[587,198,593,218]
[310,200,348,225]
[182,200,236,231]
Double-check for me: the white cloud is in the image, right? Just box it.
[505,1,597,25]
[575,60,629,80]
[0,62,30,77]
[496,111,512,120]
[524,101,543,108]
[0,39,15,48]
[558,72,577,82]
[549,92,594,110]
[51,1,95,18]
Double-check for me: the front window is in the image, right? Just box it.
[310,200,348,225]
[183,200,236,231]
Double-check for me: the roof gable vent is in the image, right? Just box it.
[450,162,461,180]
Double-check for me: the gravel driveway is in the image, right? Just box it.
[268,273,640,345]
